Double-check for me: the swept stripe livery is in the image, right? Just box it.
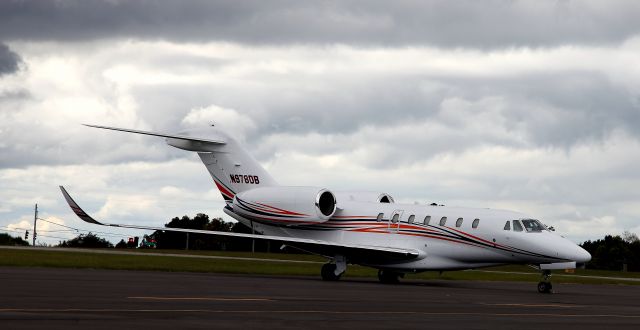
[246,215,565,261]
[211,174,236,202]
[233,197,320,224]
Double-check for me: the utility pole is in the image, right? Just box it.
[32,204,37,246]
[185,232,189,250]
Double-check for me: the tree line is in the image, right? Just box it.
[580,231,640,272]
[54,213,278,252]
[0,233,29,246]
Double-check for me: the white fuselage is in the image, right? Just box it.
[228,200,591,271]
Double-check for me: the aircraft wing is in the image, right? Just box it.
[60,186,422,264]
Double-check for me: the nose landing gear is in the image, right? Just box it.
[537,270,553,293]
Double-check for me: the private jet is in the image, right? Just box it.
[60,124,591,293]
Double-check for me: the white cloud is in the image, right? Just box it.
[182,104,256,141]
[557,216,621,243]
[0,159,229,245]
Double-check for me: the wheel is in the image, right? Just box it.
[537,281,552,293]
[378,270,400,284]
[321,263,341,281]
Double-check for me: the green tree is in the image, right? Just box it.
[115,239,127,248]
[0,233,29,246]
[57,233,114,248]
[581,234,640,271]
[151,214,236,250]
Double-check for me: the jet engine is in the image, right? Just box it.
[232,186,337,225]
[334,191,394,203]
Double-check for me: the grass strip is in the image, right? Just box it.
[1,247,639,285]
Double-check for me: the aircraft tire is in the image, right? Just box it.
[378,270,400,284]
[537,281,552,293]
[321,263,341,281]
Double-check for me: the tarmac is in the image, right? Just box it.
[1,267,639,329]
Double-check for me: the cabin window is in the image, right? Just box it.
[376,213,384,222]
[408,215,415,224]
[503,221,510,230]
[456,217,463,227]
[439,216,447,226]
[423,215,431,225]
[392,214,400,223]
[513,220,524,232]
[472,218,480,229]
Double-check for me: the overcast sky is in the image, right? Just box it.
[1,0,639,245]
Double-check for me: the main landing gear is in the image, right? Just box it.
[321,255,347,281]
[377,269,403,284]
[537,270,553,293]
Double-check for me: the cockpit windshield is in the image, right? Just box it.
[521,219,545,232]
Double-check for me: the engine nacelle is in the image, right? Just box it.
[232,186,337,225]
[334,191,394,203]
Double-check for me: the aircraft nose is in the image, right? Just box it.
[575,245,591,263]
[557,237,591,263]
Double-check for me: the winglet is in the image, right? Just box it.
[59,186,104,225]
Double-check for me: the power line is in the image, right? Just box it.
[37,229,77,233]
[0,228,24,233]
[0,228,125,242]
[35,218,133,238]
[2,223,138,240]
[0,226,76,234]
[0,228,74,240]
[36,218,79,232]
[35,234,76,240]
[0,226,28,231]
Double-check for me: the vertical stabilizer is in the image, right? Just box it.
[195,131,277,202]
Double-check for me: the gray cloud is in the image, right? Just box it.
[184,70,640,160]
[2,1,640,244]
[1,1,639,48]
[0,43,21,75]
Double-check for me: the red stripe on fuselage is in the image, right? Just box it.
[443,226,510,249]
[243,213,319,224]
[213,180,234,199]
[254,202,309,217]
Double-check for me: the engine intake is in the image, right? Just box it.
[316,189,337,217]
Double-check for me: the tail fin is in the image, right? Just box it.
[195,130,277,202]
[84,124,277,202]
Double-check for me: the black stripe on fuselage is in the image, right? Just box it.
[234,197,306,220]
[231,213,564,261]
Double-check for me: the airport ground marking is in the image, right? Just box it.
[481,303,584,308]
[128,296,273,301]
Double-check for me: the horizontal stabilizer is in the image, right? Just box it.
[83,124,225,145]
